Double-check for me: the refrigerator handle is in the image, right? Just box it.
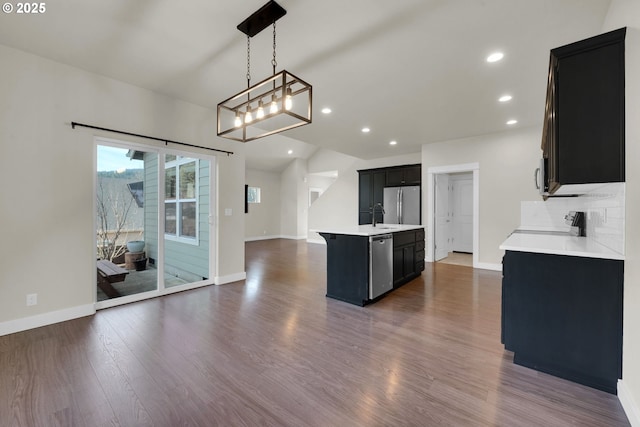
[398,188,403,224]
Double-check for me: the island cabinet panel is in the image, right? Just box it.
[393,229,425,288]
[502,250,623,394]
[320,233,369,306]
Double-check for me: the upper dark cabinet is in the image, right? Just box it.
[542,28,625,194]
[358,170,385,225]
[385,165,421,186]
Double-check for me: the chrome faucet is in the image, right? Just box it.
[372,203,385,227]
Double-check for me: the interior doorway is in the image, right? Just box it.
[426,163,479,268]
[433,172,473,265]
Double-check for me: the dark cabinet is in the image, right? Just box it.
[392,229,425,288]
[542,28,625,195]
[385,165,421,186]
[502,250,623,394]
[358,164,421,225]
[320,233,369,306]
[358,170,385,225]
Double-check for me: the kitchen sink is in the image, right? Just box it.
[370,224,400,230]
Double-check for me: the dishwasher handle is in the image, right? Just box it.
[371,233,393,243]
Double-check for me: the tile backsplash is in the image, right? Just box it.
[521,198,588,231]
[520,182,624,255]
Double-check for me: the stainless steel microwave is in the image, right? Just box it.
[535,158,605,197]
[535,158,549,196]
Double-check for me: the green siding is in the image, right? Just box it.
[144,154,210,281]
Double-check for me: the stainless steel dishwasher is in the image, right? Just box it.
[369,233,393,300]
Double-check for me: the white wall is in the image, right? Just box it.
[0,44,245,332]
[280,158,309,239]
[245,169,282,240]
[307,148,359,174]
[422,127,542,265]
[307,175,336,194]
[603,0,640,424]
[244,149,361,243]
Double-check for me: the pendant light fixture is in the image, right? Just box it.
[217,1,313,142]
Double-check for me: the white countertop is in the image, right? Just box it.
[500,231,624,260]
[312,224,424,237]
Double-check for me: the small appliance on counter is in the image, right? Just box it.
[564,211,586,236]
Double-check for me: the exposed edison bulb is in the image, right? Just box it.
[256,100,265,119]
[285,88,293,111]
[244,106,253,124]
[270,94,278,114]
[234,113,242,128]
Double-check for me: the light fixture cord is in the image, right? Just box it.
[246,34,251,88]
[272,21,277,75]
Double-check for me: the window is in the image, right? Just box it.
[247,186,261,204]
[165,155,198,242]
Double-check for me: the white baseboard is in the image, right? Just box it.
[245,235,308,242]
[280,234,307,240]
[619,380,640,427]
[0,304,95,337]
[306,238,326,245]
[244,235,281,242]
[474,262,502,272]
[425,259,502,272]
[215,271,246,285]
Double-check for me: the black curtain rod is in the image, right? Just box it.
[70,122,234,156]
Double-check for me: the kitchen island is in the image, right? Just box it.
[500,230,624,394]
[314,225,425,306]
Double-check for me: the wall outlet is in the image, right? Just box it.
[26,293,37,306]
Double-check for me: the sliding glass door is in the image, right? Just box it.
[95,139,215,307]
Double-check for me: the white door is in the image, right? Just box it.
[434,174,450,261]
[452,176,473,253]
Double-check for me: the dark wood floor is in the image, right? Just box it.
[0,239,630,426]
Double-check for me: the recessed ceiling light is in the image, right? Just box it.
[287,149,293,154]
[506,119,518,125]
[499,95,512,102]
[487,52,504,63]
[389,140,397,146]
[361,127,370,133]
[321,107,332,114]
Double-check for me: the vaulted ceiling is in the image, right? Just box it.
[0,0,612,170]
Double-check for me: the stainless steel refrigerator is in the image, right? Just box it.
[383,186,421,225]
